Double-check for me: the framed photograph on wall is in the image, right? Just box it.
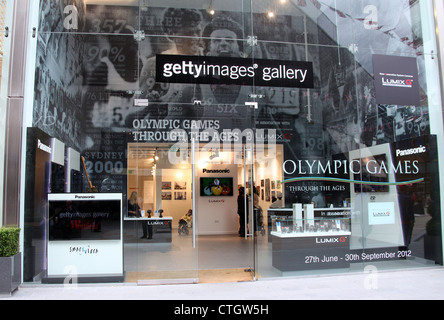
[162,192,172,200]
[162,181,171,190]
[175,192,186,200]
[174,182,187,190]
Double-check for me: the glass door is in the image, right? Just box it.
[127,139,258,284]
[126,143,198,284]
[243,142,257,280]
[194,111,257,284]
[128,0,258,284]
[120,0,259,284]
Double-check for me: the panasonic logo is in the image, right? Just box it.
[202,169,230,174]
[396,145,426,157]
[75,195,95,199]
[37,140,52,154]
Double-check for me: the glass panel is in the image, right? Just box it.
[29,0,259,284]
[26,0,442,284]
[115,0,256,283]
[47,0,140,35]
[351,0,442,272]
[125,143,197,283]
[242,131,257,279]
[252,0,442,280]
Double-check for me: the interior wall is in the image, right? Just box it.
[127,143,285,234]
[157,167,193,224]
[255,145,284,212]
[197,163,239,235]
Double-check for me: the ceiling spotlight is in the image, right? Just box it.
[154,149,159,161]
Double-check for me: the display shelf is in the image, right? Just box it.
[124,217,173,221]
[270,204,352,271]
[270,231,351,238]
[270,205,351,236]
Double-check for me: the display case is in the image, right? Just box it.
[270,204,352,272]
[270,204,351,237]
[271,212,350,237]
[45,193,124,283]
[124,217,173,243]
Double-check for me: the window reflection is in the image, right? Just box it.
[23,0,442,282]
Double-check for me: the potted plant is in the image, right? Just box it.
[0,226,21,295]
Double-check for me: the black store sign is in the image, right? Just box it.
[373,54,420,106]
[156,54,314,88]
[272,235,350,271]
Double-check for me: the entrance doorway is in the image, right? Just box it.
[124,142,282,284]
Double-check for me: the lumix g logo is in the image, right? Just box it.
[372,211,391,217]
[315,236,348,244]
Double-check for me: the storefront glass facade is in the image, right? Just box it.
[14,0,444,283]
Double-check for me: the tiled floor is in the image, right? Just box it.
[124,233,256,283]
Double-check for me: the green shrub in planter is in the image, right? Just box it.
[0,227,20,257]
